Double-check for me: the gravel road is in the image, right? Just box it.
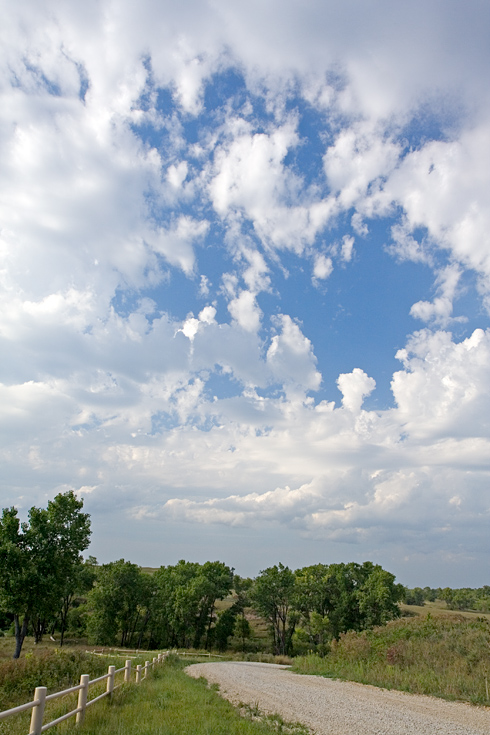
[186,661,490,735]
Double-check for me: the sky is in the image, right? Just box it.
[1,1,490,588]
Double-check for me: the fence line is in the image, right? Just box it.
[0,652,168,735]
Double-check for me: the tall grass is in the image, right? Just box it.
[0,647,152,735]
[293,614,490,705]
[72,656,308,735]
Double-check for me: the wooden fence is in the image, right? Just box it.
[0,652,168,735]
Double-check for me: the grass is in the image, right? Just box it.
[0,643,162,735]
[400,600,490,621]
[65,655,308,735]
[0,643,302,735]
[293,613,490,705]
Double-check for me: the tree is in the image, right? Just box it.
[0,491,91,658]
[294,561,404,642]
[87,560,154,647]
[356,564,404,627]
[251,563,297,655]
[404,587,425,606]
[151,560,233,650]
[57,556,98,646]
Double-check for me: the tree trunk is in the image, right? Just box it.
[13,613,29,659]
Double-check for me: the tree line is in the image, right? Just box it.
[404,585,490,612]
[6,492,482,659]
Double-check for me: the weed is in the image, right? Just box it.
[293,614,490,705]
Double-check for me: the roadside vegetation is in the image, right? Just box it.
[1,652,307,735]
[0,646,155,735]
[293,614,490,705]
[79,655,309,735]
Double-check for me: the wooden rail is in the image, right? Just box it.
[0,652,168,734]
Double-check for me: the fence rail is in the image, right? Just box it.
[0,652,168,735]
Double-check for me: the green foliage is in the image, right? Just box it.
[0,491,91,658]
[87,560,155,647]
[293,561,404,646]
[151,560,233,649]
[251,564,297,656]
[78,656,304,735]
[0,649,110,710]
[293,614,490,704]
[404,587,425,605]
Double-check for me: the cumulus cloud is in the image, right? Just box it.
[337,369,376,412]
[147,217,209,275]
[382,125,490,298]
[410,264,465,326]
[312,254,333,284]
[267,315,321,393]
[228,290,263,332]
[2,0,490,581]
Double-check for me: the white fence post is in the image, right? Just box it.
[124,659,131,683]
[144,661,149,679]
[29,686,47,735]
[107,665,115,696]
[135,664,142,684]
[76,674,89,725]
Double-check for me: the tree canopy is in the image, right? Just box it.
[0,491,91,658]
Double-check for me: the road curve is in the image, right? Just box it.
[186,661,490,735]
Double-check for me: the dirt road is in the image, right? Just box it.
[186,661,490,735]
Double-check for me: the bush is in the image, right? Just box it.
[0,649,111,710]
[293,614,490,704]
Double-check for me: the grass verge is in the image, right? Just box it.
[74,655,309,735]
[1,653,309,735]
[293,614,490,705]
[0,648,159,735]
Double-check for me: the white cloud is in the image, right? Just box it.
[209,119,335,252]
[267,315,321,392]
[167,160,188,189]
[382,125,490,297]
[337,368,376,412]
[147,216,209,276]
[410,264,465,326]
[340,235,355,263]
[324,122,400,209]
[228,290,262,333]
[2,0,490,581]
[312,254,333,283]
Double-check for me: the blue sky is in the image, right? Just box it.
[1,0,490,587]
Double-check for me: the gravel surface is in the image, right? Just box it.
[186,661,490,735]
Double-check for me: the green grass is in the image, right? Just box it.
[0,645,161,735]
[293,614,490,705]
[67,656,307,735]
[0,646,304,735]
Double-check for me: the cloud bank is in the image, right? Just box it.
[1,0,490,585]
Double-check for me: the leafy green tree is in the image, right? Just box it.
[404,587,425,606]
[213,606,238,651]
[57,555,98,646]
[0,491,91,658]
[356,564,404,627]
[234,614,252,650]
[294,561,403,642]
[151,560,233,649]
[251,563,297,655]
[87,560,153,647]
[232,574,253,651]
[422,586,437,602]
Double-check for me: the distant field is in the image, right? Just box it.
[400,600,490,621]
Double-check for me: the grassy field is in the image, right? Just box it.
[1,652,306,735]
[401,600,490,621]
[293,613,490,705]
